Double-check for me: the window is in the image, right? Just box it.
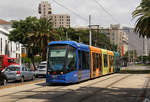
[0,38,2,53]
[11,42,12,53]
[93,53,96,71]
[109,55,111,72]
[48,45,67,72]
[96,53,99,68]
[78,51,89,70]
[66,47,76,71]
[99,54,102,72]
[104,54,108,67]
[78,51,82,70]
[22,67,25,71]
[6,66,20,71]
[82,51,89,70]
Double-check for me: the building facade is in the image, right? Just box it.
[0,19,12,30]
[123,27,150,56]
[122,31,128,55]
[110,24,123,51]
[38,1,52,18]
[0,27,21,64]
[38,1,70,28]
[48,14,70,28]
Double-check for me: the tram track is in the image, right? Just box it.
[50,74,133,102]
[0,74,132,102]
[0,74,122,100]
[78,74,133,102]
[136,74,150,102]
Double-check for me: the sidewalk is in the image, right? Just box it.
[120,65,150,74]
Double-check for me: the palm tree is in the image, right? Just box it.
[29,18,59,61]
[132,0,150,38]
[36,18,59,61]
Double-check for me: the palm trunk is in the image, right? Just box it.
[41,36,47,61]
[31,57,36,70]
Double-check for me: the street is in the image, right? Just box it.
[0,65,150,102]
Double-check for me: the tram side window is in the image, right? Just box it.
[78,51,82,70]
[93,53,97,71]
[104,55,108,67]
[82,51,90,70]
[112,56,114,67]
[67,47,76,71]
[99,54,102,71]
[96,53,99,68]
[109,55,111,68]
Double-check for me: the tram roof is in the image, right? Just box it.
[48,41,90,51]
[108,51,114,56]
[114,51,120,56]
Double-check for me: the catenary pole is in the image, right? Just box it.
[89,15,92,46]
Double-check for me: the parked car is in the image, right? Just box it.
[3,64,35,82]
[36,61,47,77]
[0,70,7,85]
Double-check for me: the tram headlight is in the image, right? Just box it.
[47,71,50,74]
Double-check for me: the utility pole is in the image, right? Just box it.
[142,36,144,63]
[66,31,68,40]
[133,49,134,64]
[89,15,92,46]
[128,46,130,65]
[79,36,80,43]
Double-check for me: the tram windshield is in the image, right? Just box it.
[47,45,76,74]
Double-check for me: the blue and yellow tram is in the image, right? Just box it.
[46,41,120,84]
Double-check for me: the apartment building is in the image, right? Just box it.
[122,31,128,55]
[38,1,52,18]
[109,24,123,50]
[38,1,70,28]
[123,27,150,56]
[48,14,70,28]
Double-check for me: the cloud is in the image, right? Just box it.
[0,0,141,27]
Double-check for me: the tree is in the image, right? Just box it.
[9,17,59,69]
[9,17,40,69]
[56,27,117,51]
[132,0,150,38]
[29,18,59,60]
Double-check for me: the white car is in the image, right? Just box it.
[36,61,47,77]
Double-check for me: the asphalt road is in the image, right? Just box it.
[0,66,150,102]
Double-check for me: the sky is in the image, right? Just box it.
[0,0,141,28]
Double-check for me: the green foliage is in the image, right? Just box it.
[9,17,60,69]
[56,28,117,51]
[33,56,42,63]
[137,56,149,63]
[9,17,38,46]
[9,17,59,62]
[9,16,117,67]
[132,0,150,38]
[22,57,31,63]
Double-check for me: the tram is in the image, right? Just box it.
[46,41,120,83]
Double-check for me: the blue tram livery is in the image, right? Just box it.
[46,41,120,84]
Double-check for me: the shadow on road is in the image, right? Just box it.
[119,70,150,74]
[8,85,149,102]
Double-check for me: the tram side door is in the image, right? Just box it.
[92,53,96,78]
[78,50,82,81]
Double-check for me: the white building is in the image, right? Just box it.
[122,31,128,55]
[0,27,21,64]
